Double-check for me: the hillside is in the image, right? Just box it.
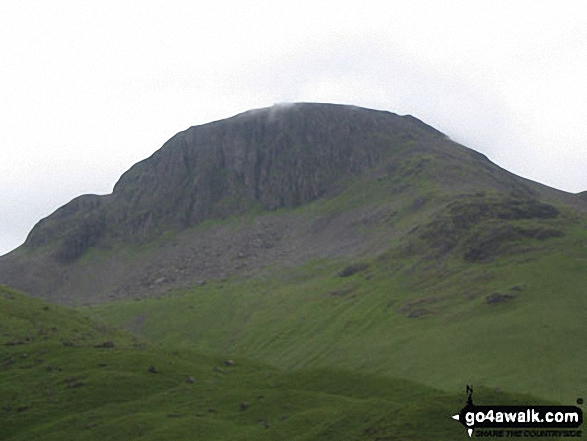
[2,284,544,440]
[85,226,587,405]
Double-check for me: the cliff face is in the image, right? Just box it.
[23,103,444,262]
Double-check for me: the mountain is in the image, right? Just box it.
[1,103,587,417]
[0,103,583,304]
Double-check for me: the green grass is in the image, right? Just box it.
[86,221,587,405]
[3,284,554,440]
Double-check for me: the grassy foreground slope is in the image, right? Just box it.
[87,212,587,406]
[2,284,551,440]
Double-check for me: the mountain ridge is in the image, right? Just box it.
[0,102,585,303]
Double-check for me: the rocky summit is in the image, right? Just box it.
[23,104,445,259]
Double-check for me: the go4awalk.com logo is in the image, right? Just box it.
[452,386,583,438]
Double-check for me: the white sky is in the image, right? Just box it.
[1,1,586,256]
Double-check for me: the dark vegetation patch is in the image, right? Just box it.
[412,196,564,260]
[448,197,559,227]
[406,308,430,318]
[94,340,115,348]
[486,293,516,304]
[328,284,357,297]
[410,196,427,211]
[338,262,369,277]
[483,285,524,305]
[463,225,564,262]
[398,296,439,318]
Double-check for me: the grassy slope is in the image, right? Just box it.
[86,216,587,406]
[5,284,553,441]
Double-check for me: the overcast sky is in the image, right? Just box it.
[1,1,586,256]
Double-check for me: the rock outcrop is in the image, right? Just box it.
[23,103,444,262]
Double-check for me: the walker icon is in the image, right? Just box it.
[452,385,475,437]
